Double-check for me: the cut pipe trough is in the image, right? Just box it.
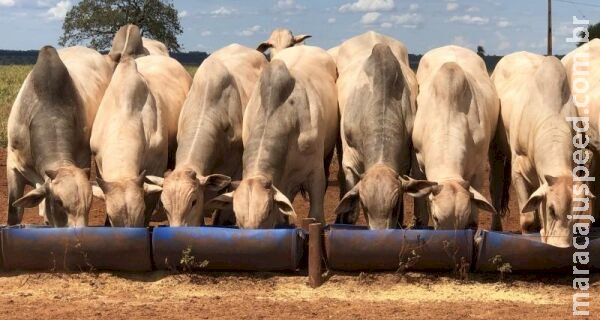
[152,226,305,271]
[324,225,474,271]
[1,225,152,272]
[475,229,600,272]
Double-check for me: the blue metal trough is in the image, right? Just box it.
[152,226,306,271]
[0,225,152,272]
[475,229,600,272]
[324,225,474,271]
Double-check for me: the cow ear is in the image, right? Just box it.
[45,169,58,180]
[13,186,47,208]
[199,174,232,192]
[335,184,360,224]
[144,183,162,195]
[91,181,105,200]
[400,175,438,198]
[205,192,234,210]
[522,185,547,213]
[145,175,164,187]
[293,34,311,44]
[469,187,497,214]
[257,42,273,53]
[273,187,296,218]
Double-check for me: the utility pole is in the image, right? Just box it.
[548,0,552,56]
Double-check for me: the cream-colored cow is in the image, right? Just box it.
[413,45,499,230]
[256,28,311,59]
[146,44,267,226]
[91,55,191,227]
[206,46,338,228]
[492,51,581,247]
[7,46,111,227]
[562,39,600,228]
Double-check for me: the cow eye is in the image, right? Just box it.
[191,200,197,207]
[55,199,63,207]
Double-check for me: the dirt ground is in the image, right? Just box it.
[0,148,596,319]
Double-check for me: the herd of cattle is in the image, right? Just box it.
[5,25,599,248]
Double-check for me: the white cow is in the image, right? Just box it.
[107,24,169,66]
[562,38,600,228]
[206,46,338,228]
[146,44,267,226]
[333,31,437,229]
[90,55,191,227]
[7,46,111,227]
[492,51,582,247]
[256,28,311,59]
[413,45,499,230]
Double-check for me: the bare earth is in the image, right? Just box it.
[0,148,597,319]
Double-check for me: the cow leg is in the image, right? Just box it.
[512,170,537,233]
[307,164,327,224]
[410,152,430,228]
[7,166,26,225]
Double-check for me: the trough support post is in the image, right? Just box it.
[308,222,323,288]
[302,218,316,233]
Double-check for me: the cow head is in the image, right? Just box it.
[257,28,311,58]
[146,169,231,227]
[335,165,437,229]
[428,180,496,230]
[206,175,296,229]
[14,166,92,227]
[522,175,593,248]
[92,171,162,227]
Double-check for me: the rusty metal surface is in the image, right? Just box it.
[0,225,153,272]
[324,225,474,271]
[152,226,306,271]
[475,229,600,272]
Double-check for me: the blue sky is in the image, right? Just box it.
[0,0,599,55]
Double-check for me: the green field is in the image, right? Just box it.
[0,65,198,148]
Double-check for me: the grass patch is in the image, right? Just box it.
[0,65,32,147]
[0,64,198,148]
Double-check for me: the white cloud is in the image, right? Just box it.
[238,25,262,37]
[201,30,212,36]
[496,18,511,28]
[466,6,480,13]
[496,32,511,51]
[328,17,336,24]
[409,3,419,11]
[446,3,459,11]
[211,6,235,16]
[277,0,303,10]
[380,22,392,28]
[178,10,188,18]
[0,0,15,7]
[453,36,474,49]
[449,15,489,25]
[390,13,423,28]
[339,0,394,12]
[46,0,71,20]
[360,12,381,25]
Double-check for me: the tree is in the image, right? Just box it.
[59,0,183,52]
[577,22,600,47]
[477,45,486,59]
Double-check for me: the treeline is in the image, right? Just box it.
[0,49,508,72]
[0,49,208,66]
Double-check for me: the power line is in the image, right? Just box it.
[554,0,600,8]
